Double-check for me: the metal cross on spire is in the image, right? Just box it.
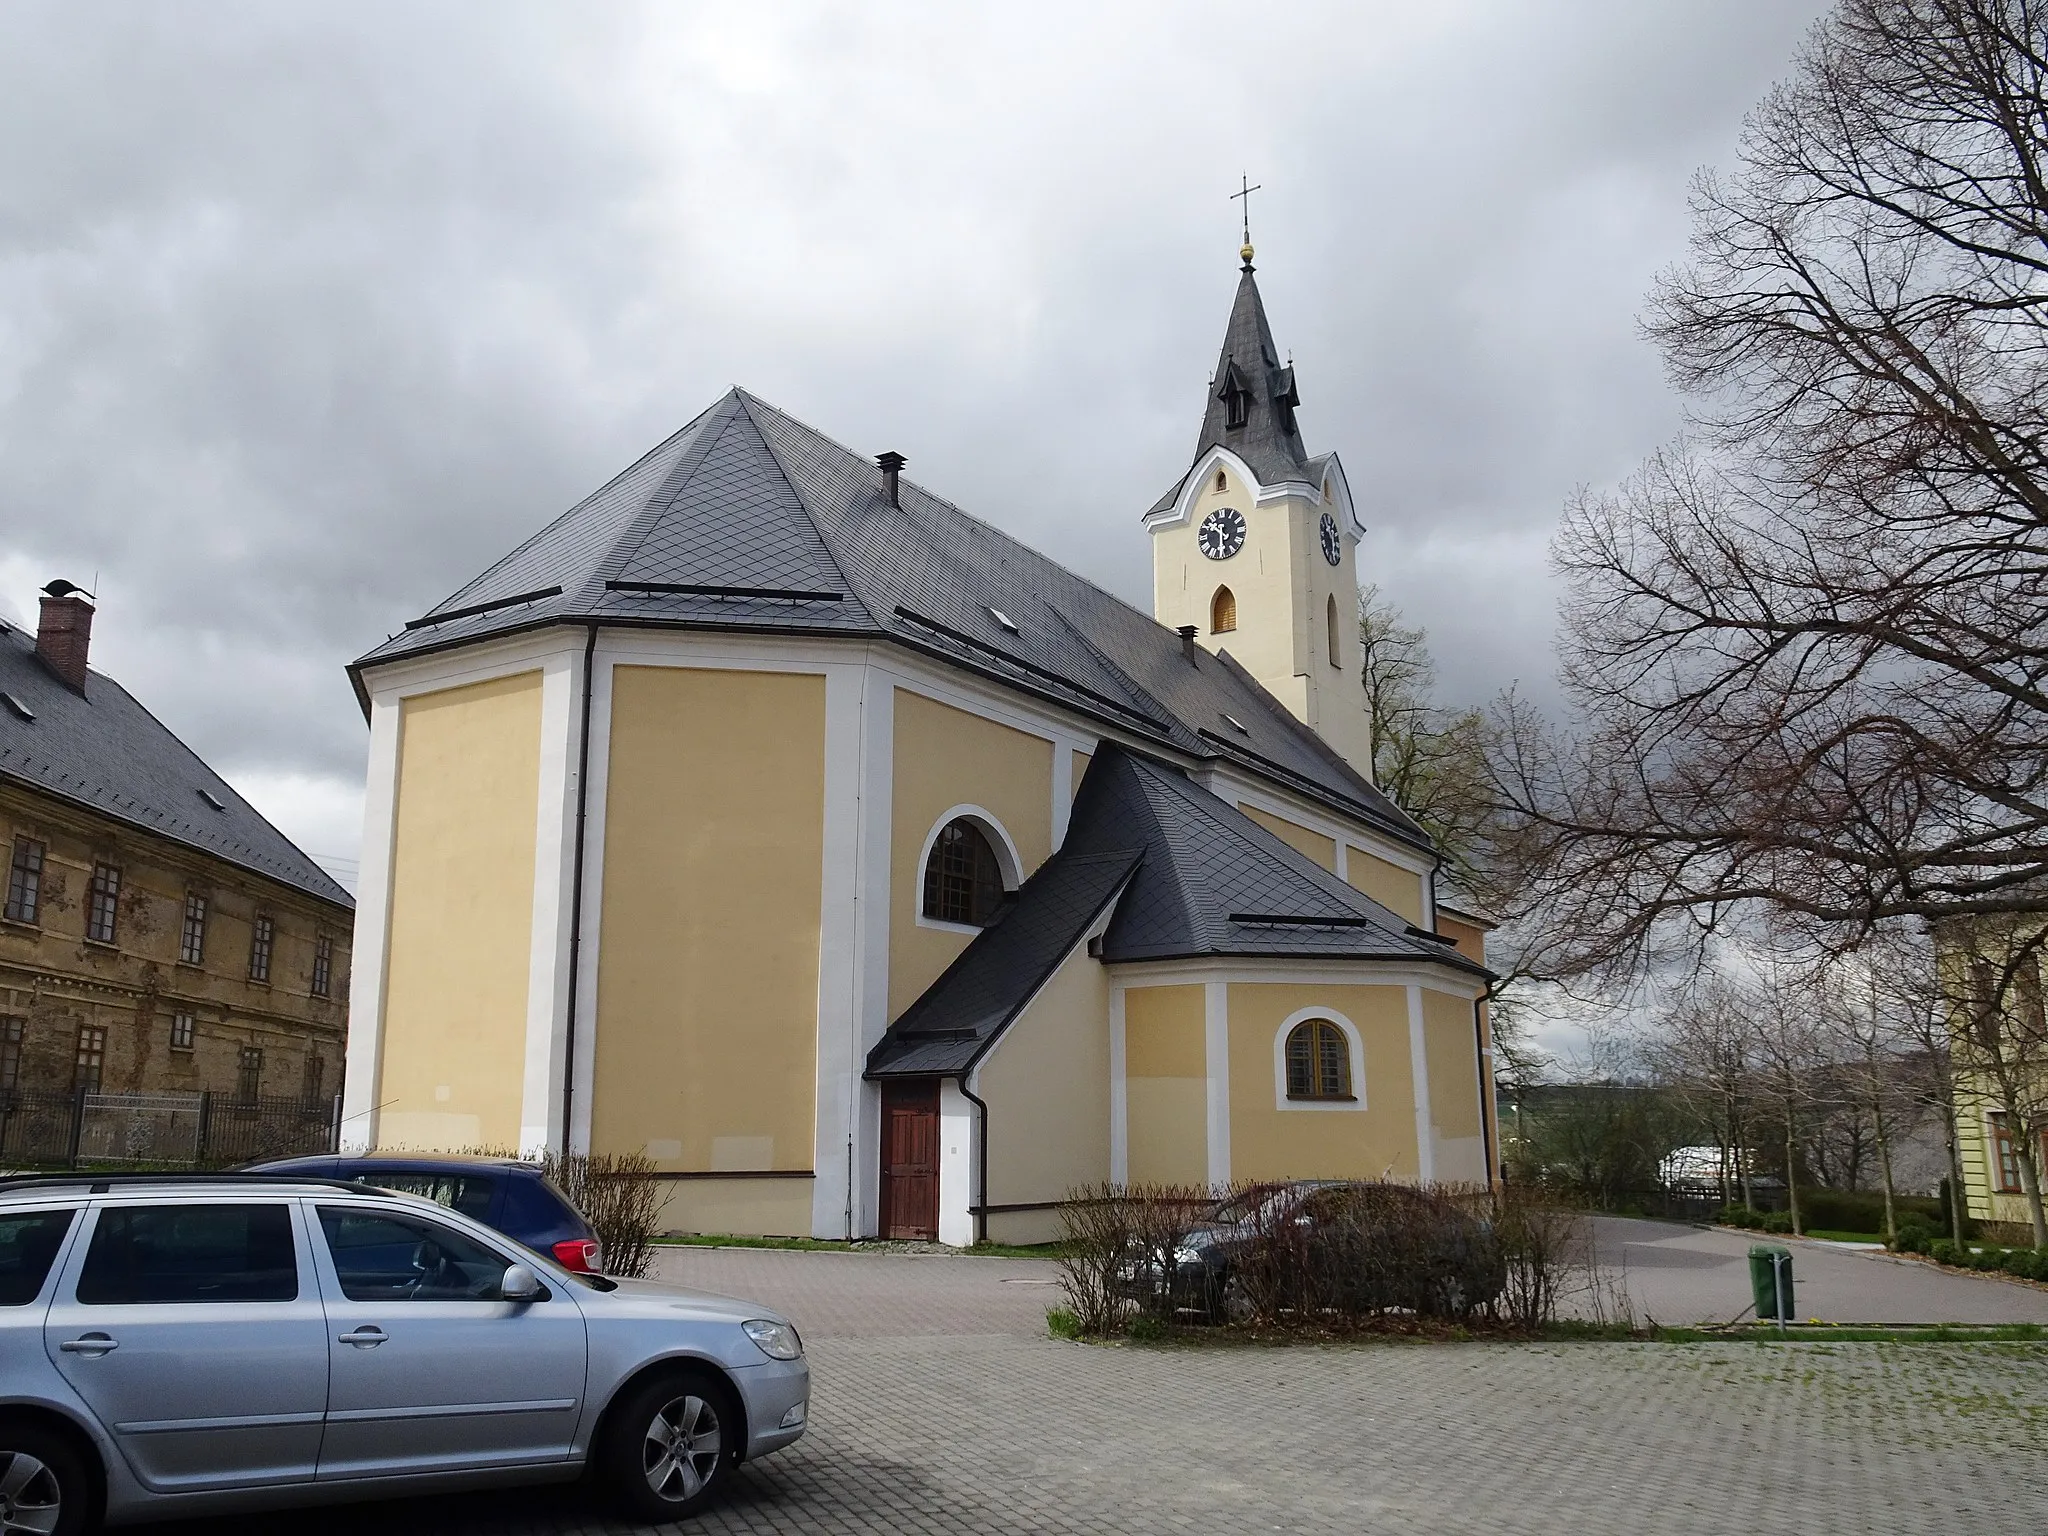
[1230,174,1261,269]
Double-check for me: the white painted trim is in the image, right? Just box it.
[912,805,1023,934]
[937,1077,978,1248]
[339,692,403,1151]
[1142,446,1263,532]
[1314,451,1365,540]
[1204,980,1231,1189]
[1109,985,1128,1185]
[1271,1006,1367,1113]
[518,650,582,1155]
[1407,986,1435,1184]
[1051,739,1074,846]
[565,648,618,1156]
[811,664,866,1237]
[1104,956,1485,1000]
[851,667,894,1237]
[358,627,595,705]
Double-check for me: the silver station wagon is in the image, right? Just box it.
[0,1174,808,1532]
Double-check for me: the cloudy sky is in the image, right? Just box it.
[0,0,1829,893]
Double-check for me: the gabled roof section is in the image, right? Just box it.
[352,387,1427,848]
[0,627,352,909]
[866,848,1140,1078]
[1064,746,1482,971]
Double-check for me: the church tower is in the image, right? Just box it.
[1144,243,1374,778]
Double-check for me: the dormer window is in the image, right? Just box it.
[1216,361,1252,431]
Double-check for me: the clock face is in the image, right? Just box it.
[1198,506,1247,561]
[1319,512,1342,566]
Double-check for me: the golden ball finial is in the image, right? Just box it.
[1240,239,1255,265]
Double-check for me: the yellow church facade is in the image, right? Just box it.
[343,260,1498,1243]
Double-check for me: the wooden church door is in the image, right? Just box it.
[880,1079,940,1240]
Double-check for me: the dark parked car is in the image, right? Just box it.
[1121,1180,1504,1322]
[247,1154,604,1274]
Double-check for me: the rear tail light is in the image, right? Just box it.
[552,1238,602,1274]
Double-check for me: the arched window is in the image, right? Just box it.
[1211,586,1237,634]
[1285,1019,1352,1100]
[1215,468,1228,492]
[922,819,1006,927]
[1327,593,1340,668]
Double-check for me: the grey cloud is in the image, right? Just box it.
[0,0,1830,853]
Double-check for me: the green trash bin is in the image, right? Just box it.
[1749,1244,1794,1327]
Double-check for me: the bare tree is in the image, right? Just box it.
[1646,975,1759,1206]
[1861,924,1971,1242]
[1358,587,1488,884]
[1485,1,2048,981]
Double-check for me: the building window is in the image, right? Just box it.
[311,933,333,998]
[302,1053,325,1103]
[170,1012,195,1052]
[1285,1019,1352,1100]
[0,1018,22,1094]
[1211,585,1237,634]
[1214,469,1228,492]
[1327,593,1341,668]
[1991,1113,2024,1194]
[4,837,44,924]
[180,892,208,965]
[86,863,120,944]
[236,1047,263,1102]
[75,1026,106,1094]
[921,819,1007,927]
[249,914,274,984]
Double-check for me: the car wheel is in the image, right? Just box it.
[600,1368,738,1521]
[0,1421,91,1536]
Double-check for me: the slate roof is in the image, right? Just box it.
[865,848,1140,1077]
[867,747,1484,1079]
[1145,265,1321,517]
[0,623,353,909]
[354,387,1428,851]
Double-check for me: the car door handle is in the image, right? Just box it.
[60,1334,118,1355]
[337,1326,387,1348]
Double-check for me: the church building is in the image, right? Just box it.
[342,249,1499,1243]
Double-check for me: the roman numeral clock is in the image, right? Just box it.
[1198,506,1246,560]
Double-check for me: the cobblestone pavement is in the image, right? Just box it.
[171,1240,2048,1536]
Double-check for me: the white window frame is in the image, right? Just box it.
[1272,1006,1367,1112]
[913,805,1023,935]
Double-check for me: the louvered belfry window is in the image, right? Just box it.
[922,819,1006,927]
[1285,1019,1351,1100]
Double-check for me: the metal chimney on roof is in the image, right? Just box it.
[876,451,906,508]
[1177,624,1200,664]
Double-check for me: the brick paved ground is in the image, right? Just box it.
[178,1235,2048,1536]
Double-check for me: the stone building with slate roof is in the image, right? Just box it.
[1,587,353,1132]
[343,254,1499,1243]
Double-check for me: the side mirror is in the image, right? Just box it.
[501,1264,543,1302]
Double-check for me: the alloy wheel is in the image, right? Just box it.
[641,1393,723,1504]
[0,1452,61,1536]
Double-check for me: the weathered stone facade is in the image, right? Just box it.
[0,777,350,1111]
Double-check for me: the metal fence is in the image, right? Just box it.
[0,1089,339,1170]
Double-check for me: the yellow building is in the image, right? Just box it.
[343,255,1498,1243]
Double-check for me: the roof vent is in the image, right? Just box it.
[987,607,1019,635]
[197,787,227,812]
[1177,624,1199,664]
[876,451,906,509]
[1221,712,1249,734]
[2,691,33,722]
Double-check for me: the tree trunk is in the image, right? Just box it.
[2014,1118,2048,1249]
[1784,1100,1802,1238]
[1872,1092,1897,1245]
[1944,1106,1967,1246]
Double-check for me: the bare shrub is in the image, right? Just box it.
[1053,1184,1137,1336]
[540,1149,663,1278]
[1124,1183,1213,1322]
[1228,1181,1504,1327]
[1491,1183,1588,1330]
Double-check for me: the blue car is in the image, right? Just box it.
[246,1153,605,1274]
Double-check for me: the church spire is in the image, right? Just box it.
[1196,260,1307,484]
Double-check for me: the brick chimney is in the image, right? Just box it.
[36,582,95,693]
